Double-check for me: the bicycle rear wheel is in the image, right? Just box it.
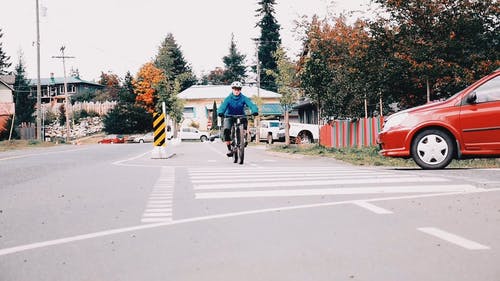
[237,125,245,164]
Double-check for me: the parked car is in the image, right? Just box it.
[377,68,500,169]
[209,131,222,142]
[277,122,320,144]
[257,120,283,144]
[134,132,154,143]
[179,127,209,142]
[98,134,125,144]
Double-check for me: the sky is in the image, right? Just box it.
[1,0,373,82]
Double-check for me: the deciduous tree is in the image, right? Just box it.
[133,62,166,113]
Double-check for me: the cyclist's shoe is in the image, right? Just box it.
[244,142,248,147]
[226,151,234,157]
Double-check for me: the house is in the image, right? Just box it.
[178,85,283,130]
[292,98,319,124]
[29,73,104,104]
[0,76,15,136]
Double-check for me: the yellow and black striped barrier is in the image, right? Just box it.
[153,112,166,147]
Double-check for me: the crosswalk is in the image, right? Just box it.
[141,167,175,223]
[188,166,479,200]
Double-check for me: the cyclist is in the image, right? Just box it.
[217,81,259,157]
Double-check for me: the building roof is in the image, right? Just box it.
[178,85,281,100]
[28,76,103,87]
[0,77,14,91]
[0,75,15,87]
[261,103,284,115]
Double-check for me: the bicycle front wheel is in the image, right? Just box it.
[237,126,245,164]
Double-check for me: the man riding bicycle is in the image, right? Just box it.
[217,81,259,157]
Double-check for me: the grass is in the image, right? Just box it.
[270,144,500,169]
[0,140,59,152]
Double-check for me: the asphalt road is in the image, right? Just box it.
[1,141,499,281]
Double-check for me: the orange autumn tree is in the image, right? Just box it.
[133,62,166,113]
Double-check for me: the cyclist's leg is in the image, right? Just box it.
[223,118,234,155]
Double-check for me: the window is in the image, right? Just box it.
[183,107,196,118]
[475,76,500,103]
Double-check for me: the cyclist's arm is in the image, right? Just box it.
[244,96,259,115]
[217,97,229,116]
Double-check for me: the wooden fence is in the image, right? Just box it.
[320,117,384,148]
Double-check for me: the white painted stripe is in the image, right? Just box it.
[147,205,172,208]
[195,185,479,199]
[112,150,150,165]
[189,171,391,180]
[417,227,490,250]
[1,188,498,257]
[188,167,357,172]
[148,200,172,204]
[188,168,368,174]
[353,201,393,214]
[191,174,410,184]
[142,213,172,217]
[194,177,450,190]
[141,218,172,223]
[144,208,172,212]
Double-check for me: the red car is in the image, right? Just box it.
[377,68,500,169]
[97,134,125,144]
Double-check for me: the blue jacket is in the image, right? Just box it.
[217,92,258,116]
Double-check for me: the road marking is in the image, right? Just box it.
[195,185,479,199]
[0,147,88,161]
[190,174,411,184]
[353,201,393,214]
[417,227,490,250]
[1,188,498,257]
[112,150,150,165]
[193,177,451,190]
[141,167,175,223]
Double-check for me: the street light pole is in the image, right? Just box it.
[35,0,42,141]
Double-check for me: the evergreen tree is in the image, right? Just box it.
[0,28,12,75]
[211,100,218,130]
[13,55,35,125]
[154,33,197,91]
[222,34,247,84]
[256,0,281,92]
[118,71,136,104]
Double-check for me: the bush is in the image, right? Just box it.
[103,104,152,134]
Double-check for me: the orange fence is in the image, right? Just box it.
[320,117,384,148]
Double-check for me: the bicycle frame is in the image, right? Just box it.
[225,114,251,164]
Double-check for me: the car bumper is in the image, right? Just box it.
[377,130,411,158]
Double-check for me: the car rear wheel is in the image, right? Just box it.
[411,129,454,169]
[297,131,312,144]
[200,135,208,142]
[139,139,144,143]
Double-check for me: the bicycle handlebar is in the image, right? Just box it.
[223,114,255,118]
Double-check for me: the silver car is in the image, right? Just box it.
[133,132,155,143]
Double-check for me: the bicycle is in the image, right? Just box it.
[225,114,252,165]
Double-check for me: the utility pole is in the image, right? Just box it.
[52,46,75,143]
[35,0,42,141]
[253,38,261,144]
